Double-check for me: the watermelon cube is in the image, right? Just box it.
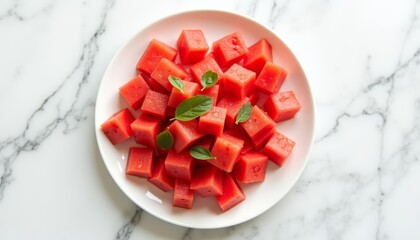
[195,135,214,150]
[147,76,169,94]
[165,149,195,181]
[151,58,190,92]
[141,90,169,119]
[190,56,224,85]
[130,114,161,148]
[252,127,275,150]
[168,120,205,153]
[241,139,254,154]
[198,106,227,136]
[263,132,295,166]
[173,179,194,209]
[148,158,174,192]
[197,84,220,106]
[243,39,273,74]
[240,105,276,147]
[168,80,199,108]
[126,147,155,178]
[254,62,287,94]
[247,90,260,106]
[224,128,253,154]
[176,63,191,78]
[209,133,244,172]
[101,108,134,145]
[233,151,268,183]
[215,174,246,212]
[217,95,250,128]
[212,32,249,67]
[136,39,177,75]
[139,72,150,81]
[264,91,301,122]
[119,75,150,110]
[177,30,209,65]
[224,64,256,99]
[190,165,223,197]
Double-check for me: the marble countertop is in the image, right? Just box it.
[1,0,419,239]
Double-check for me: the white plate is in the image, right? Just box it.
[95,10,315,229]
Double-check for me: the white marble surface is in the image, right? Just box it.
[0,0,419,239]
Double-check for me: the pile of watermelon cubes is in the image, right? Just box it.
[101,30,301,212]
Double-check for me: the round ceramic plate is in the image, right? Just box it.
[95,10,315,229]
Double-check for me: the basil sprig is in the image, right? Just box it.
[168,75,184,93]
[189,146,216,160]
[235,103,252,124]
[171,95,213,121]
[200,70,218,91]
[156,130,174,150]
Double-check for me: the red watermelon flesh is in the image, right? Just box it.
[233,151,268,183]
[215,174,246,212]
[147,77,169,94]
[240,105,275,146]
[243,38,272,74]
[212,32,248,67]
[173,179,194,209]
[165,149,195,181]
[223,63,256,100]
[126,147,155,178]
[101,108,134,145]
[177,29,209,65]
[140,90,169,120]
[168,80,199,108]
[136,39,177,75]
[168,119,204,153]
[119,75,150,110]
[198,84,220,106]
[263,131,295,167]
[190,165,223,197]
[130,114,161,148]
[254,62,287,94]
[190,55,224,85]
[198,106,227,137]
[217,95,250,129]
[151,58,190,92]
[209,133,244,172]
[264,91,301,122]
[148,158,174,192]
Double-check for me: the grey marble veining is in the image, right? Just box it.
[116,207,143,240]
[0,0,115,201]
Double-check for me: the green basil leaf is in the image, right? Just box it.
[200,70,218,90]
[172,95,213,121]
[189,146,216,160]
[156,130,174,150]
[235,102,252,124]
[168,75,184,93]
